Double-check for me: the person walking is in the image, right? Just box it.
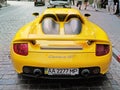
[114,0,119,15]
[93,0,101,11]
[84,0,89,10]
[108,0,114,14]
[94,0,98,11]
[76,0,82,10]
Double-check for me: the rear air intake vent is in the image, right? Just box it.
[56,14,67,21]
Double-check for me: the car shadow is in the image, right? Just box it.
[16,74,108,90]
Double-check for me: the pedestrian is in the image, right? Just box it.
[76,0,82,10]
[84,0,89,10]
[114,0,119,15]
[107,0,114,14]
[94,0,98,11]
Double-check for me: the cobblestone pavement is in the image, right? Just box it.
[0,1,120,90]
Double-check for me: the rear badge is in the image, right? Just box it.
[48,55,74,58]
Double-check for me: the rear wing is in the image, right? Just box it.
[13,34,110,43]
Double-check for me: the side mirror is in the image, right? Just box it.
[32,12,39,17]
[84,13,91,17]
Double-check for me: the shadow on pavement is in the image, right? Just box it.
[16,74,108,89]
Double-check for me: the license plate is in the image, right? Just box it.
[45,68,79,75]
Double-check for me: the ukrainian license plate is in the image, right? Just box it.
[45,68,79,75]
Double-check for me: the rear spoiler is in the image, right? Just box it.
[13,37,110,43]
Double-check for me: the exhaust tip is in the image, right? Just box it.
[81,69,90,77]
[33,69,42,77]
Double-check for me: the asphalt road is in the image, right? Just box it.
[0,1,120,90]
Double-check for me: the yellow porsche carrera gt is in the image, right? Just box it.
[10,4,112,78]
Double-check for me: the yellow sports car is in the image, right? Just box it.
[10,4,112,78]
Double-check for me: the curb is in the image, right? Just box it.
[113,48,120,62]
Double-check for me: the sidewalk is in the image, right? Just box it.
[74,5,120,62]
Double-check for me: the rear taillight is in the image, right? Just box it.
[13,43,28,56]
[96,44,110,56]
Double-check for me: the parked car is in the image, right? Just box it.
[34,0,45,6]
[10,3,112,79]
[49,0,70,5]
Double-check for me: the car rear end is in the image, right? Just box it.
[10,8,112,78]
[11,39,112,78]
[10,32,112,78]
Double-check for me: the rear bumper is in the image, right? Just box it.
[20,66,104,79]
[11,52,112,77]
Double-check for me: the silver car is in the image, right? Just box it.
[49,0,70,5]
